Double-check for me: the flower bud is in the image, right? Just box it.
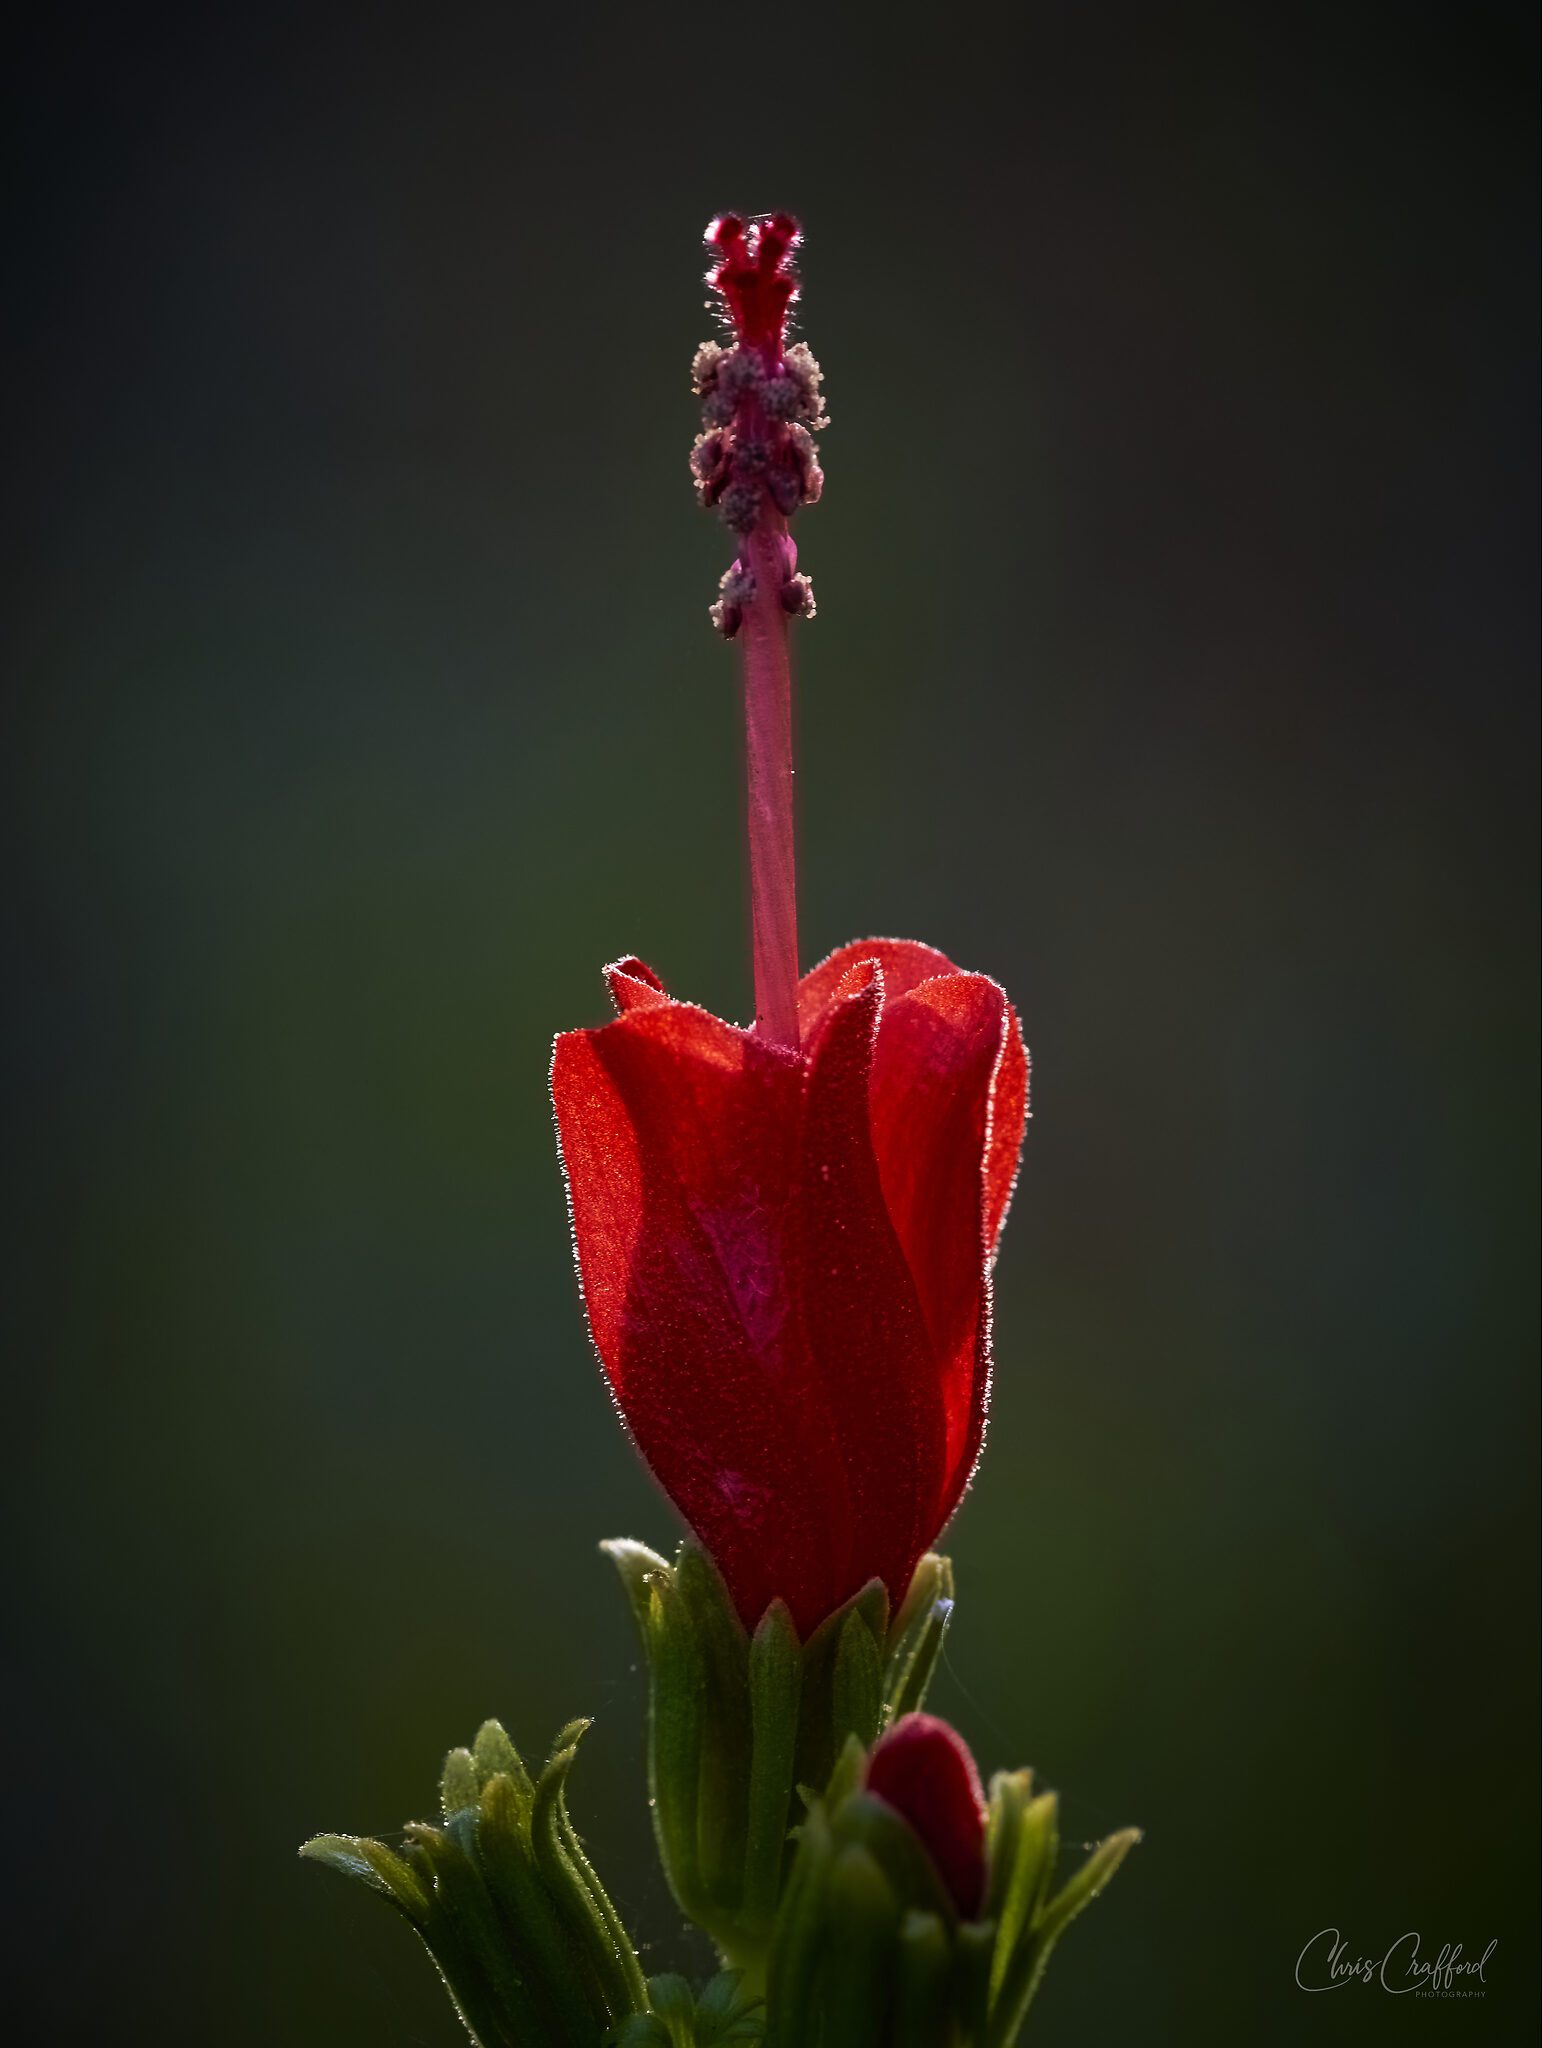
[764,1718,1140,2048]
[865,1712,988,1918]
[301,1717,649,2047]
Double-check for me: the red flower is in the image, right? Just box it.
[551,937,1027,1638]
[865,1712,989,1919]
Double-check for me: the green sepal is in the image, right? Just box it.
[532,1718,653,2021]
[743,1601,801,1924]
[950,1919,998,2044]
[406,1818,537,2048]
[476,1768,602,2041]
[674,1546,754,1911]
[985,1823,1142,2047]
[816,1845,900,2048]
[299,1832,433,1924]
[441,1746,482,1818]
[763,1799,834,2048]
[827,1791,958,1926]
[1039,1826,1142,1940]
[789,1581,881,1819]
[883,1554,955,1723]
[607,1541,714,1931]
[361,1836,434,1922]
[893,1911,952,2048]
[473,1716,534,1803]
[984,1778,1054,2004]
[604,1537,925,1972]
[832,1608,885,1754]
[821,1731,868,1815]
[987,1826,1146,2048]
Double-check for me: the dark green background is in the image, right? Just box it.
[7,4,1537,2042]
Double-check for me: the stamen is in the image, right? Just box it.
[690,213,830,1051]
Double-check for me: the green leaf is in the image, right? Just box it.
[611,2017,671,2048]
[622,1969,765,2048]
[647,1972,696,2023]
[697,1968,755,2019]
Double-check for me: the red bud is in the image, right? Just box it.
[865,1712,989,1919]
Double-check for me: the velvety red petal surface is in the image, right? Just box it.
[554,959,941,1632]
[553,941,1027,1635]
[603,955,669,1014]
[797,936,958,1040]
[553,994,849,1630]
[983,1010,1029,1257]
[868,972,1013,1523]
[866,1711,989,1919]
[793,961,944,1611]
[804,939,1029,1530]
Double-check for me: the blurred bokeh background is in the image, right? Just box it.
[6,3,1537,2042]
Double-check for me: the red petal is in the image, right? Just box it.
[552,999,857,1632]
[793,961,945,1611]
[797,937,959,1041]
[803,941,1030,1534]
[554,942,1024,1634]
[604,955,670,1015]
[866,1712,988,1919]
[866,974,1022,1526]
[984,1007,1029,1256]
